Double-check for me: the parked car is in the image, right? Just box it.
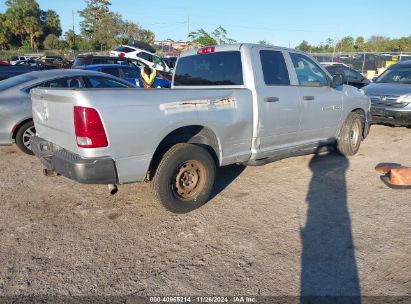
[72,55,173,82]
[0,61,10,66]
[0,69,133,154]
[10,55,29,65]
[324,63,370,89]
[320,62,349,67]
[79,64,171,88]
[41,55,64,64]
[0,64,40,81]
[163,56,178,69]
[110,45,171,72]
[13,59,42,67]
[30,44,370,213]
[363,60,411,126]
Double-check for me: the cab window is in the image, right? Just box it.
[260,50,290,85]
[290,53,328,86]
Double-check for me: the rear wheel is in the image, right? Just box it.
[151,143,216,213]
[15,121,35,155]
[337,112,363,156]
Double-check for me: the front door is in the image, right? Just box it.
[288,52,343,143]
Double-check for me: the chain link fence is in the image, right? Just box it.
[310,51,411,76]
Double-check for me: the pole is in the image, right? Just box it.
[72,10,76,50]
[187,15,190,39]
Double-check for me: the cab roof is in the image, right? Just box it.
[180,43,297,57]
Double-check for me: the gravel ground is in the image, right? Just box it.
[0,125,410,301]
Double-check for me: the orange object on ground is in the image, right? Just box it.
[375,163,411,189]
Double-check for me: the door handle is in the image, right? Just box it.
[264,97,280,103]
[303,96,315,100]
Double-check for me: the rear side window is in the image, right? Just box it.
[122,67,140,78]
[40,77,85,89]
[137,52,153,62]
[174,51,243,86]
[114,46,135,53]
[99,67,121,78]
[85,76,131,88]
[342,67,361,80]
[73,57,92,67]
[260,50,290,85]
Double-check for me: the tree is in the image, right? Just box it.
[189,26,235,46]
[296,40,311,52]
[137,29,155,45]
[189,29,215,46]
[0,14,11,49]
[355,36,365,48]
[41,10,62,38]
[64,29,77,50]
[336,36,354,52]
[44,34,60,49]
[120,20,141,43]
[211,26,236,44]
[79,0,122,50]
[4,0,43,49]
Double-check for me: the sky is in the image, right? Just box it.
[1,0,411,48]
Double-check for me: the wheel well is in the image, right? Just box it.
[352,108,367,138]
[147,125,220,180]
[12,118,33,140]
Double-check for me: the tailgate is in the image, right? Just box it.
[31,88,79,154]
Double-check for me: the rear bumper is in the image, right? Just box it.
[30,136,118,184]
[371,107,411,126]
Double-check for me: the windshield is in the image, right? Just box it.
[375,66,411,84]
[0,74,36,92]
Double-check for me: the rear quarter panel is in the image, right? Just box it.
[31,88,254,183]
[0,91,32,145]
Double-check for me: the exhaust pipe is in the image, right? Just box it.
[108,184,118,195]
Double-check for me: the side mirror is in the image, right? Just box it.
[331,74,343,88]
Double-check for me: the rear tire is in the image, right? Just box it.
[337,112,363,156]
[15,121,35,155]
[151,143,216,213]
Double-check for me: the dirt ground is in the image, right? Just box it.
[0,125,410,301]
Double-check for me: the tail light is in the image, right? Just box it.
[73,106,108,148]
[118,52,125,57]
[197,46,215,54]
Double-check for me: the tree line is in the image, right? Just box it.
[0,0,155,51]
[296,35,411,53]
[1,0,410,53]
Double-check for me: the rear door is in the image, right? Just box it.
[254,48,302,152]
[288,52,343,142]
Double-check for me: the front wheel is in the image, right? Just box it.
[15,121,35,155]
[151,143,216,213]
[337,112,363,156]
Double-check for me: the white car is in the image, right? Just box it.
[320,61,349,67]
[110,45,171,72]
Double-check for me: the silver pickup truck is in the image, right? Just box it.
[30,44,371,213]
